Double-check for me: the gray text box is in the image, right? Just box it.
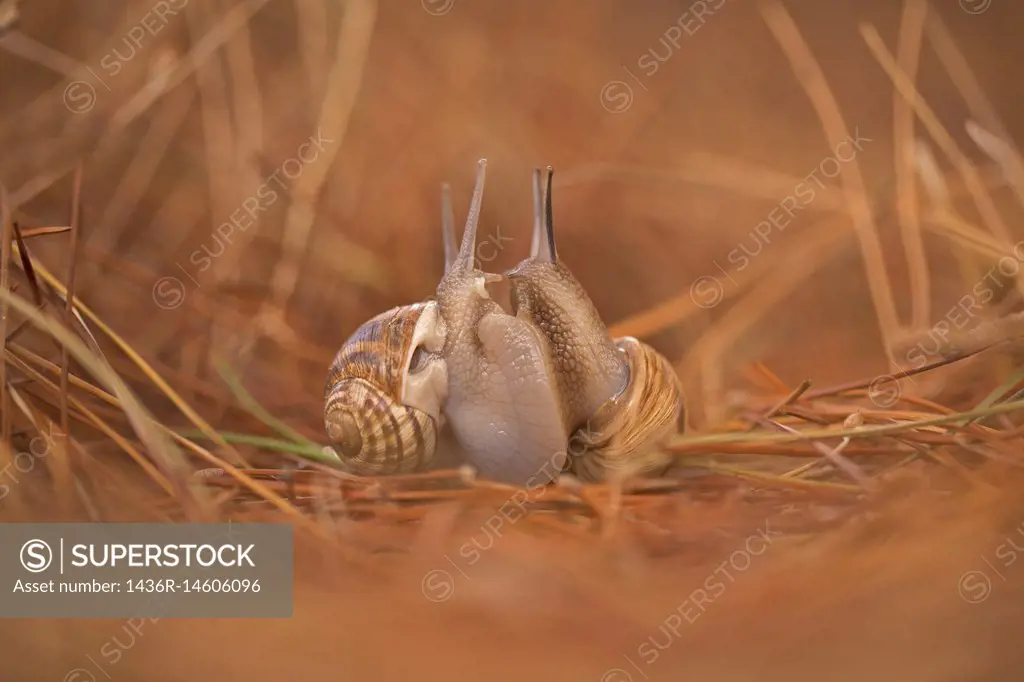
[1,523,292,618]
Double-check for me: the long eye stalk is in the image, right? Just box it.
[529,166,557,263]
[441,183,457,274]
[455,159,488,268]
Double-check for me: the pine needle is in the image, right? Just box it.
[215,360,321,448]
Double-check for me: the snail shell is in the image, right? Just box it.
[324,301,448,475]
[568,336,684,482]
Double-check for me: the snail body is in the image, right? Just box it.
[435,160,570,486]
[505,167,684,483]
[323,300,447,475]
[506,168,630,431]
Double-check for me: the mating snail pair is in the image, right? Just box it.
[324,160,684,486]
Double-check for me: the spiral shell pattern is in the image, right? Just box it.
[568,337,684,483]
[324,302,443,475]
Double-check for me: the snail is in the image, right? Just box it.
[324,159,684,485]
[505,167,685,483]
[435,159,570,486]
[323,301,448,475]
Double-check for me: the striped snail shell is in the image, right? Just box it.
[324,301,448,475]
[568,336,684,483]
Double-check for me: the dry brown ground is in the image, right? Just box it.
[2,0,1024,680]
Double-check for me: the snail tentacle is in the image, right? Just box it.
[441,182,457,274]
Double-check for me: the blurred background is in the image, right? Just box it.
[2,0,1022,432]
[2,0,1024,679]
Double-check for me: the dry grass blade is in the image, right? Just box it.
[673,396,1024,448]
[0,0,19,33]
[258,0,384,336]
[10,223,41,309]
[678,219,850,423]
[18,225,70,239]
[6,383,73,509]
[966,120,1024,208]
[926,10,1024,210]
[0,286,211,517]
[763,2,901,359]
[761,417,873,490]
[5,348,175,496]
[695,460,862,494]
[215,360,321,448]
[7,342,342,526]
[90,84,196,270]
[613,213,851,342]
[859,22,1022,297]
[60,162,83,440]
[113,0,277,131]
[178,430,332,460]
[893,0,930,330]
[10,239,250,467]
[294,0,329,99]
[0,186,12,471]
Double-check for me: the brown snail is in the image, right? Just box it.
[505,167,685,483]
[323,299,448,475]
[324,160,684,484]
